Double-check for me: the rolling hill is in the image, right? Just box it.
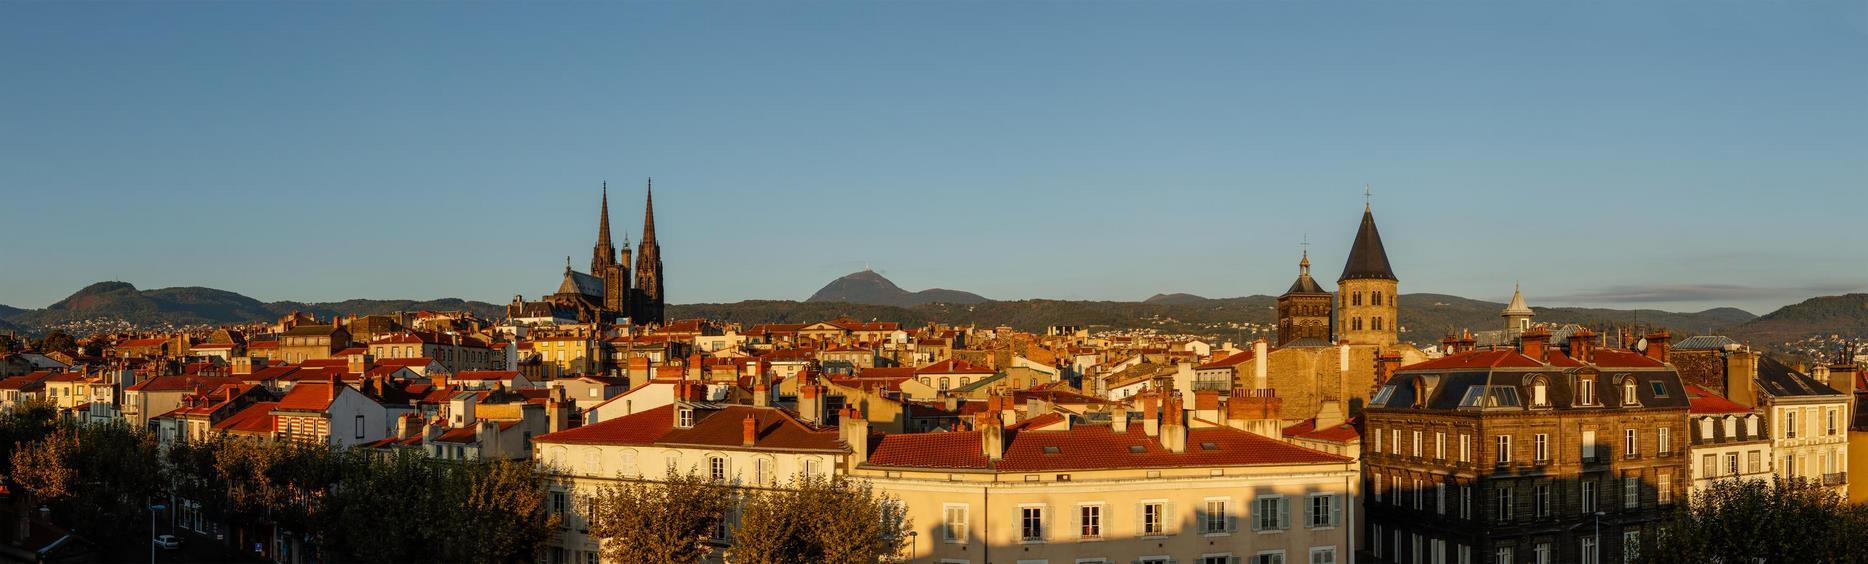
[805,270,989,307]
[3,281,505,332]
[1725,294,1868,346]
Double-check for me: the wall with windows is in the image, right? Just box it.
[864,462,1357,564]
[533,439,843,562]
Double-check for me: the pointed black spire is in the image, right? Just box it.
[1339,206,1397,283]
[640,178,657,245]
[592,182,616,273]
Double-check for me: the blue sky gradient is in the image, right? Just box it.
[2,2,1864,315]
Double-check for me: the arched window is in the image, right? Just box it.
[1527,375,1549,407]
[959,377,970,387]
[708,456,728,482]
[1372,292,1383,306]
[1622,378,1640,406]
[1354,318,1364,331]
[1353,293,1363,306]
[939,377,951,391]
[1373,317,1383,330]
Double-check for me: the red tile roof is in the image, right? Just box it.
[868,424,1350,472]
[126,374,241,393]
[276,381,341,412]
[1281,416,1362,443]
[1588,349,1667,369]
[1196,350,1258,370]
[1402,350,1546,371]
[213,402,277,434]
[1684,384,1753,414]
[536,404,845,452]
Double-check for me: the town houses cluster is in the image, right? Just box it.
[1,189,1860,564]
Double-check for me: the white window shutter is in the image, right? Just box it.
[1227,505,1239,532]
[1330,494,1343,527]
[1279,498,1291,530]
[1164,501,1175,534]
[1249,499,1262,532]
[1196,504,1207,534]
[1304,496,1316,528]
[1070,505,1080,537]
[1136,503,1147,535]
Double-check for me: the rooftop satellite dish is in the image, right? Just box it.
[1635,338,1649,353]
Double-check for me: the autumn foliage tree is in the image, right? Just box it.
[1640,476,1868,564]
[730,474,911,564]
[9,421,163,548]
[587,467,734,563]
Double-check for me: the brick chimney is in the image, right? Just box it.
[1193,389,1221,423]
[752,374,771,408]
[1520,327,1551,361]
[798,379,825,424]
[1141,391,1161,437]
[1725,347,1759,408]
[1568,329,1596,364]
[742,414,757,447]
[977,412,1003,461]
[1161,392,1187,453]
[841,407,870,467]
[1374,351,1404,389]
[1644,331,1673,364]
[1252,338,1269,391]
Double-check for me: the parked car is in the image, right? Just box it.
[153,535,182,550]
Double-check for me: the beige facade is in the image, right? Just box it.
[861,463,1358,564]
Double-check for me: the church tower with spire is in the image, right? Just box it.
[1277,249,1335,346]
[632,179,666,325]
[592,183,633,320]
[1502,284,1534,340]
[1336,200,1399,346]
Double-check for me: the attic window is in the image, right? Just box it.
[1200,442,1219,451]
[1041,446,1061,455]
[1370,385,1398,407]
[1650,382,1669,398]
[1128,445,1147,454]
[676,407,695,428]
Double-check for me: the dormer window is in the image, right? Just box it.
[1526,375,1549,408]
[1577,377,1598,406]
[1622,378,1640,406]
[677,407,695,428]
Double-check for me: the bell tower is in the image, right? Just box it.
[1336,198,1399,346]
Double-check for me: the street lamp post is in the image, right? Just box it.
[907,530,918,562]
[149,501,168,564]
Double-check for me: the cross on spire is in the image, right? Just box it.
[1363,184,1372,210]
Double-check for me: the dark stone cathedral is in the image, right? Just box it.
[507,181,666,325]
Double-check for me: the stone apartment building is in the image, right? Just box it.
[1362,329,1689,564]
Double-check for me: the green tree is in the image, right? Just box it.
[10,422,163,548]
[588,467,732,563]
[729,475,910,564]
[1641,477,1868,564]
[31,331,77,356]
[434,457,561,563]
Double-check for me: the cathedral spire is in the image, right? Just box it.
[640,178,657,245]
[592,182,616,273]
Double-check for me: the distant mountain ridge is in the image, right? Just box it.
[1725,294,1868,346]
[1143,293,1209,305]
[805,270,989,307]
[0,281,505,332]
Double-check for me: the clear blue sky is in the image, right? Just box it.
[3,2,1864,316]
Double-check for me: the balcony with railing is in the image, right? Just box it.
[1824,472,1848,487]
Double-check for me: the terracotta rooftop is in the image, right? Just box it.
[867,423,1350,472]
[536,404,845,453]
